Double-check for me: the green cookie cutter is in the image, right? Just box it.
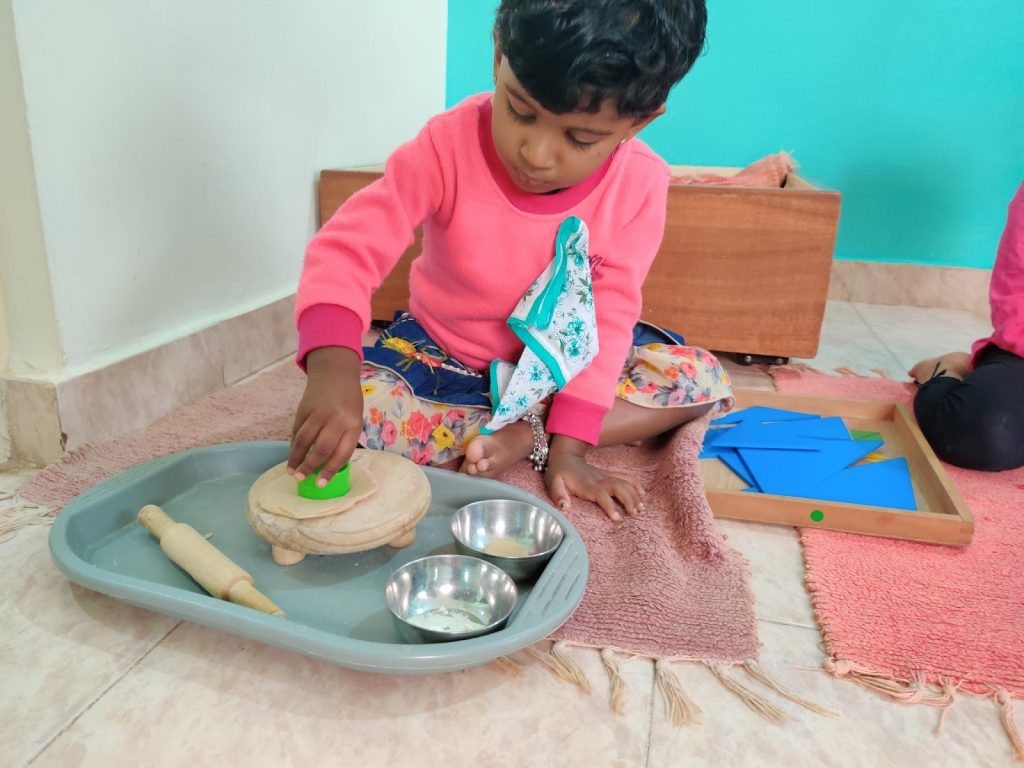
[297,463,351,500]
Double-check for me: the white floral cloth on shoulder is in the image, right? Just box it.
[482,216,598,434]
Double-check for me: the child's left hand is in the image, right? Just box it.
[545,438,645,523]
[908,351,972,384]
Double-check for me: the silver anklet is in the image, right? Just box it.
[522,411,549,472]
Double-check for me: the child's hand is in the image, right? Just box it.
[288,347,364,485]
[908,351,972,384]
[545,437,645,523]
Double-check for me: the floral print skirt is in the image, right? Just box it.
[358,313,734,466]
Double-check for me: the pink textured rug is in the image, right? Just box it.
[19,362,801,722]
[502,431,756,662]
[771,370,1024,718]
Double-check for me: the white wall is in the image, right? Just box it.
[0,0,63,376]
[11,0,447,375]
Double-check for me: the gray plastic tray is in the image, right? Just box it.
[48,442,588,674]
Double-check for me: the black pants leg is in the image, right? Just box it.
[913,346,1024,471]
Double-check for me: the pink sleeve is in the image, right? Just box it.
[547,170,671,445]
[972,181,1024,364]
[296,304,364,369]
[295,121,446,345]
[546,395,608,445]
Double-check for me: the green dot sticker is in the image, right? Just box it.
[809,509,824,522]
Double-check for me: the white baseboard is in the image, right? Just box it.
[3,296,297,465]
[829,260,990,314]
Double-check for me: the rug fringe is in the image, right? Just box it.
[994,689,1024,762]
[550,640,591,694]
[761,362,826,376]
[934,678,959,736]
[742,660,839,717]
[824,658,1024,760]
[707,662,788,723]
[763,362,906,381]
[824,659,954,706]
[493,655,525,677]
[600,648,630,715]
[833,366,869,378]
[526,641,591,694]
[524,645,838,730]
[0,500,52,543]
[655,659,702,726]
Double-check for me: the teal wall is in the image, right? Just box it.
[446,1,1024,269]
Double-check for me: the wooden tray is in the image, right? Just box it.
[703,390,974,546]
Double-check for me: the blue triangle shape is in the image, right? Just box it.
[712,406,820,426]
[807,458,917,510]
[714,416,851,451]
[738,439,883,496]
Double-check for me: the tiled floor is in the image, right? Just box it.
[5,301,1019,768]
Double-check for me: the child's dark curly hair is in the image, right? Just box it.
[495,0,707,118]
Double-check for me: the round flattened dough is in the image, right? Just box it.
[255,462,377,520]
[246,449,432,555]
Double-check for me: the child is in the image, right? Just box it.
[909,181,1024,471]
[289,0,733,521]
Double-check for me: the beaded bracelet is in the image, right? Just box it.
[521,411,549,472]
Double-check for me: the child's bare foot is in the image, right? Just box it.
[909,351,972,384]
[460,421,534,478]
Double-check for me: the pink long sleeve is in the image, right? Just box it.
[972,182,1024,364]
[296,94,673,443]
[295,122,446,352]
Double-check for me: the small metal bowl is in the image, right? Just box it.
[451,499,564,581]
[384,555,518,643]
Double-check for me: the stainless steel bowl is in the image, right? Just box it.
[384,555,518,643]
[451,499,564,581]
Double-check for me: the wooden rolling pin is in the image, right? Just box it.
[138,504,285,617]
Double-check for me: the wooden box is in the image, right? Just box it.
[702,389,974,546]
[317,166,841,359]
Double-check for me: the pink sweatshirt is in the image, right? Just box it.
[972,181,1024,365]
[297,93,670,444]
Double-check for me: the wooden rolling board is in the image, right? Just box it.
[701,390,973,546]
[246,450,432,563]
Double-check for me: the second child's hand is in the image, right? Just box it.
[288,346,364,486]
